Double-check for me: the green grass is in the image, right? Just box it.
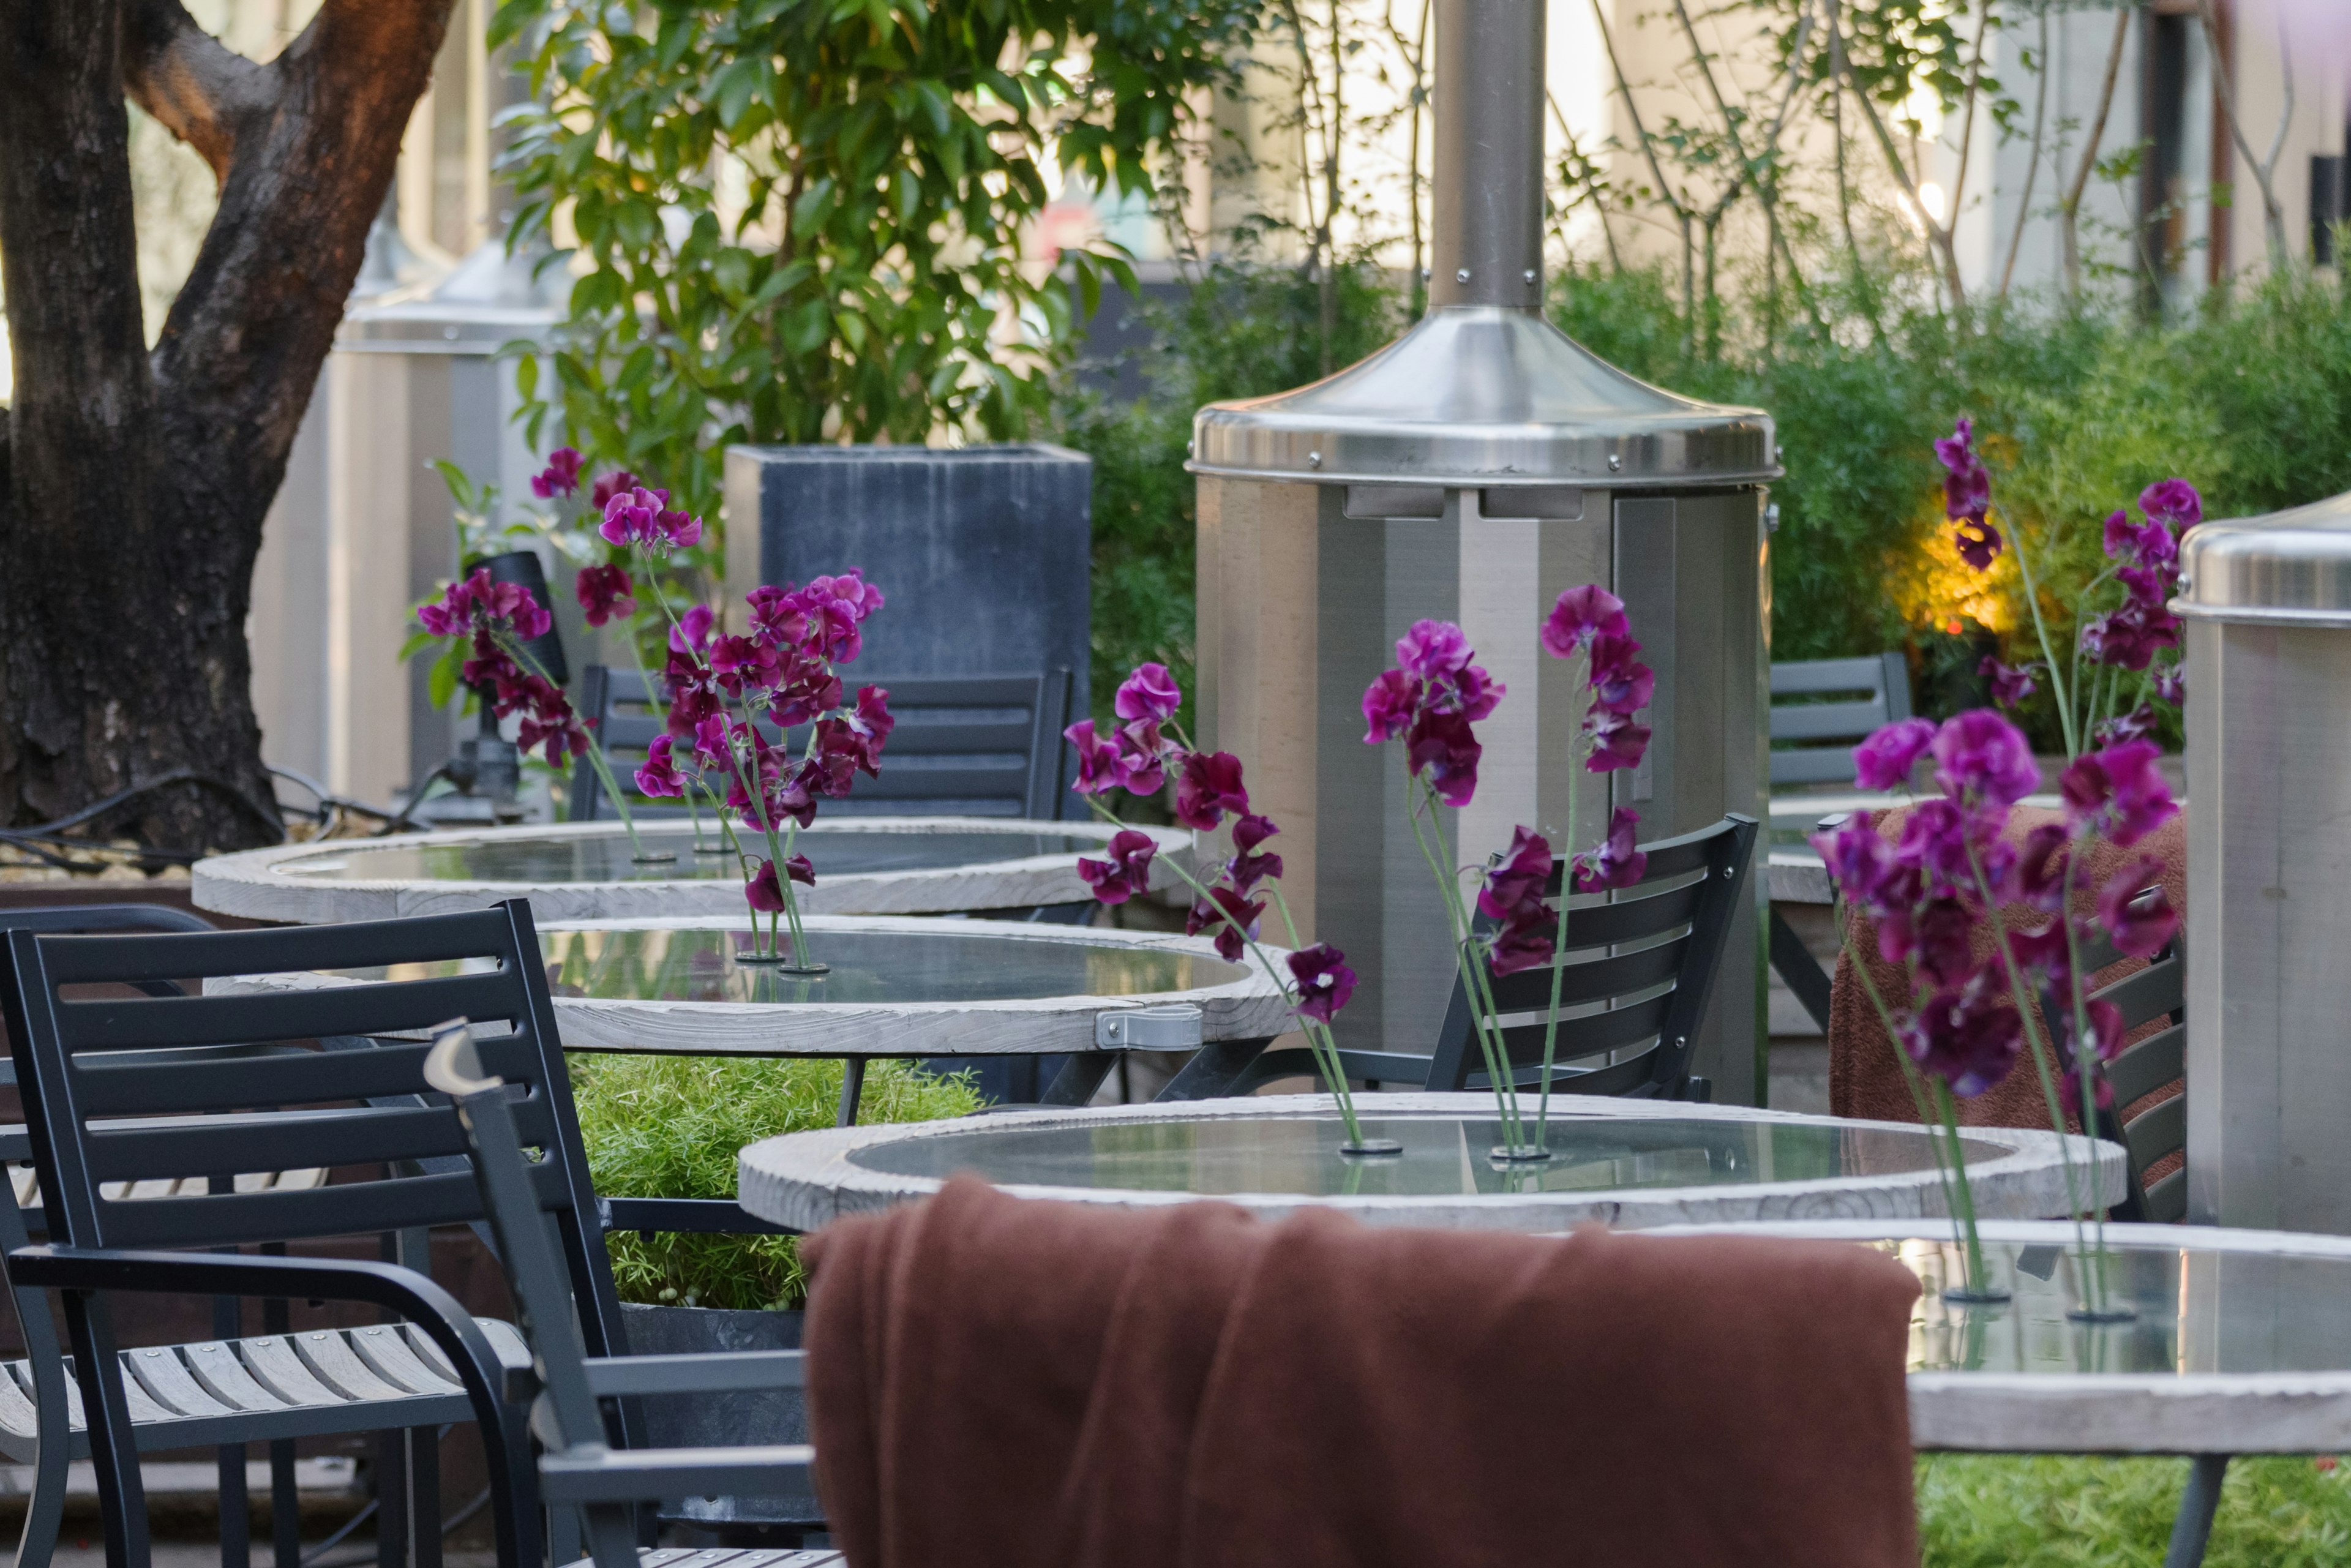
[1919,1455,2351,1566]
[568,1053,983,1310]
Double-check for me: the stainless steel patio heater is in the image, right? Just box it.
[1188,0,1780,1100]
[2177,495,2351,1231]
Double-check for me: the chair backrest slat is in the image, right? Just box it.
[34,909,514,985]
[571,664,1074,820]
[1424,814,1758,1098]
[53,971,519,1053]
[2105,1022,2185,1109]
[72,1030,540,1117]
[1768,652,1911,786]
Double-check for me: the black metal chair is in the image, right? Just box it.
[1768,652,1912,787]
[1207,814,1758,1102]
[0,903,318,1568]
[2039,905,2186,1224]
[422,1021,833,1568]
[0,899,793,1568]
[570,665,1075,822]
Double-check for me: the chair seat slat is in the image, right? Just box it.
[239,1335,361,1408]
[347,1324,462,1395]
[124,1345,238,1419]
[291,1331,410,1403]
[182,1341,295,1412]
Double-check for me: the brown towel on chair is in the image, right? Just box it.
[803,1176,1922,1568]
[1828,806,2186,1130]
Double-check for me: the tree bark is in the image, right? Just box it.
[0,0,457,853]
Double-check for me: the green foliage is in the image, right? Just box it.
[1548,260,2351,745]
[1919,1454,2351,1567]
[490,0,1262,522]
[570,1053,982,1310]
[1055,258,1400,724]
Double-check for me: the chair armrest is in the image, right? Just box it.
[598,1196,799,1237]
[7,1244,518,1429]
[584,1350,805,1398]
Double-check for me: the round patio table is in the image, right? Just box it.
[212,914,1291,1112]
[736,1093,2121,1233]
[192,817,1190,924]
[1651,1218,2351,1568]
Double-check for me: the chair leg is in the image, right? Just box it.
[13,1422,68,1568]
[836,1057,868,1126]
[408,1426,442,1568]
[374,1431,410,1568]
[218,1442,252,1568]
[2163,1454,2229,1568]
[580,1504,640,1568]
[1041,1051,1117,1106]
[1154,1037,1274,1101]
[269,1439,301,1568]
[61,1291,151,1568]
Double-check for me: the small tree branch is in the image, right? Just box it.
[2059,2,2131,298]
[1829,2,1965,310]
[1997,1,2051,301]
[119,0,274,185]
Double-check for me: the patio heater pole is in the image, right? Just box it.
[1188,0,1780,1101]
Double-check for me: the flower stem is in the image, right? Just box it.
[498,631,650,860]
[1932,1077,1992,1296]
[1846,935,1969,1267]
[1537,746,1581,1143]
[1997,503,2077,756]
[2056,855,2112,1315]
[1403,778,1528,1152]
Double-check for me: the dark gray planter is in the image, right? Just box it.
[722,441,1093,795]
[619,1301,819,1528]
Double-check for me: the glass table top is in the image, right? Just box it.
[358,925,1242,1007]
[1892,1237,2351,1377]
[270,827,1103,886]
[846,1114,2000,1196]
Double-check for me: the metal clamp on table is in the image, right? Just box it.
[1095,1004,1204,1051]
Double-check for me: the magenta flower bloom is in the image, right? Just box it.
[2139,478,2202,532]
[1979,656,2037,709]
[1066,721,1126,795]
[1903,978,2022,1099]
[1477,826,1554,923]
[417,568,553,640]
[1588,633,1655,715]
[1078,829,1160,906]
[1395,619,1471,680]
[635,735,685,798]
[1582,708,1651,775]
[2014,823,2071,915]
[1897,796,2013,901]
[1361,669,1422,743]
[1932,709,2041,809]
[1934,418,1987,512]
[531,448,583,500]
[1572,809,1649,892]
[746,854,819,912]
[588,470,640,511]
[2060,739,2177,847]
[1540,584,1629,658]
[2091,702,2158,748]
[670,604,715,655]
[601,487,703,553]
[1953,516,2004,571]
[2155,664,2185,705]
[2098,859,2178,959]
[1114,662,1183,724]
[1853,717,1937,791]
[1174,751,1251,830]
[1910,896,1977,989]
[2104,508,2178,568]
[2117,563,2172,610]
[1813,812,1897,911]
[1185,884,1265,962]
[2057,999,2128,1116]
[575,564,637,628]
[1406,710,1482,806]
[1433,661,1506,722]
[1488,909,1556,977]
[1227,813,1284,892]
[708,634,784,696]
[1286,943,1358,1024]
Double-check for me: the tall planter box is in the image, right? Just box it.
[724,443,1093,803]
[621,1302,819,1531]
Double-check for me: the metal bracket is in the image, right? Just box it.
[1094,1003,1204,1051]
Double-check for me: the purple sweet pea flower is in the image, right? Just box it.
[588,470,640,511]
[1488,909,1556,977]
[1225,813,1285,893]
[670,604,714,655]
[1406,710,1482,805]
[1935,417,1990,518]
[1077,829,1160,906]
[1396,619,1472,680]
[744,854,816,912]
[2014,823,2071,915]
[531,448,583,500]
[2060,739,2178,847]
[601,487,703,553]
[1185,884,1265,962]
[1541,584,1630,658]
[1903,976,2023,1098]
[1588,633,1655,715]
[2057,998,2128,1116]
[1361,669,1422,744]
[1286,943,1358,1024]
[1477,827,1553,923]
[1175,751,1251,830]
[1910,896,1977,989]
[575,564,637,628]
[1572,808,1649,892]
[2091,702,2159,747]
[1953,516,2003,571]
[1932,709,2041,809]
[1114,662,1183,724]
[2098,859,2178,959]
[1065,720,1127,795]
[2104,508,2178,568]
[1432,661,1505,722]
[1980,656,2038,709]
[1812,812,1899,913]
[1112,721,1170,797]
[1582,707,1651,774]
[1853,717,1937,791]
[635,735,685,798]
[2139,479,2202,533]
[2154,663,2185,705]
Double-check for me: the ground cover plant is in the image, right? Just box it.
[571,1052,981,1310]
[1919,1454,2351,1567]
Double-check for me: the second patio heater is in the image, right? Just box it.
[1188,0,1780,1101]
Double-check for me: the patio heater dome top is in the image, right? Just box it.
[2175,489,2351,627]
[1188,305,1779,491]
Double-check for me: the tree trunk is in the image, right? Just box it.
[0,0,457,853]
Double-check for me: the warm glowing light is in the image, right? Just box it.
[1918,181,1948,225]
